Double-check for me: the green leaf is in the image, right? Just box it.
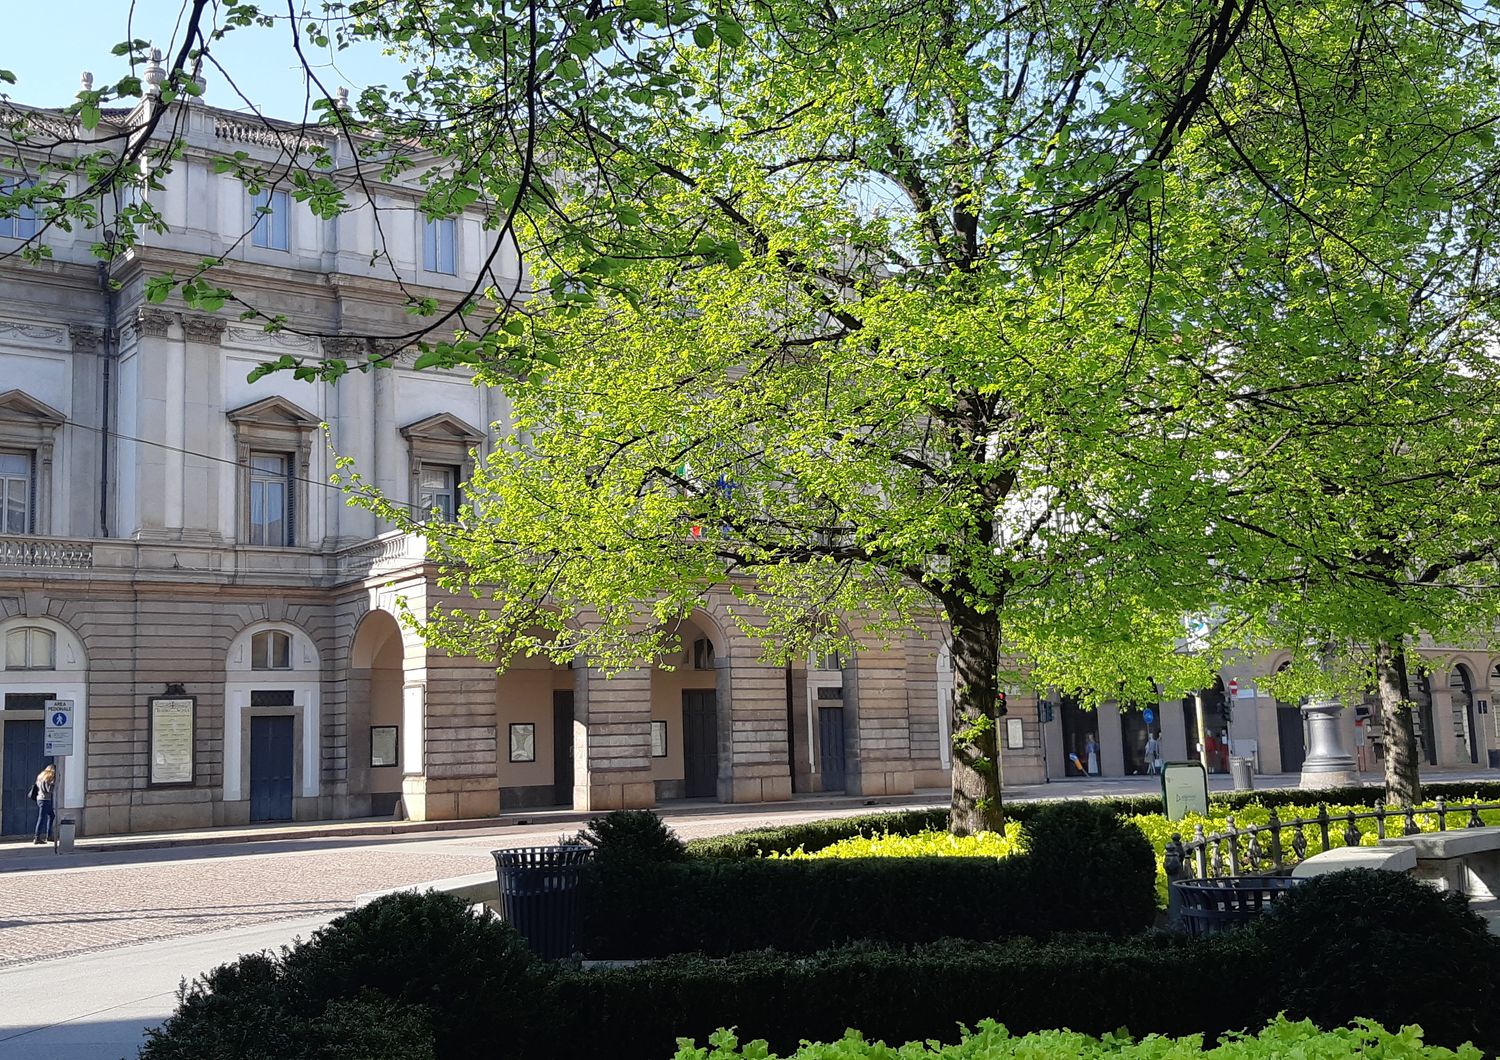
[692,23,715,48]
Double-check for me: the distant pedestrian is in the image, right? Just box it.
[32,763,55,845]
[1085,734,1100,776]
[1145,732,1162,774]
[1354,719,1369,773]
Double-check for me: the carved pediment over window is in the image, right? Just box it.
[399,413,485,517]
[226,395,321,431]
[398,412,485,448]
[0,390,65,432]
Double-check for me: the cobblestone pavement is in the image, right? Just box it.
[0,801,946,968]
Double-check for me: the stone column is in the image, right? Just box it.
[720,659,791,803]
[179,315,225,541]
[842,643,915,797]
[573,665,655,810]
[1099,703,1125,777]
[415,653,500,820]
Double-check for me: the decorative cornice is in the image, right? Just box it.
[67,325,104,353]
[0,320,69,347]
[180,315,227,345]
[321,335,367,359]
[131,307,175,339]
[226,325,316,351]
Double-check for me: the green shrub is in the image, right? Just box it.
[141,892,547,1060]
[669,1017,1481,1060]
[1245,869,1500,1050]
[770,823,1023,859]
[575,808,687,866]
[553,934,1261,1059]
[584,802,1156,957]
[685,807,949,859]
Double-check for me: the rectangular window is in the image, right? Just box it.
[251,189,290,251]
[249,689,295,708]
[423,217,456,275]
[0,177,38,240]
[419,463,458,521]
[0,449,33,534]
[248,451,292,546]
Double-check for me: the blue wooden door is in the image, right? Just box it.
[819,706,846,791]
[2,720,46,837]
[249,715,295,822]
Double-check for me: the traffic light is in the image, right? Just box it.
[1039,701,1054,723]
[995,690,1007,716]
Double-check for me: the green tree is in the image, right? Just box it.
[7,0,1500,829]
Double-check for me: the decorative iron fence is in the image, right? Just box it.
[1163,796,1500,883]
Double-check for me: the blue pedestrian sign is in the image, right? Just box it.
[1143,707,1155,727]
[44,699,74,757]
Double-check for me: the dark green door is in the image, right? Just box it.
[682,691,718,798]
[553,691,574,806]
[819,706,846,791]
[2,719,46,837]
[249,715,295,822]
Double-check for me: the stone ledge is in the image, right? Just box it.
[1381,826,1500,859]
[1292,845,1417,878]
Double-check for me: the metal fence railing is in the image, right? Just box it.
[1163,796,1500,883]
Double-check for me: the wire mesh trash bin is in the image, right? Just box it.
[1172,875,1303,936]
[493,845,595,959]
[1229,755,1254,791]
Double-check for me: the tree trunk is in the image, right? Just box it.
[948,606,1004,835]
[1375,636,1422,807]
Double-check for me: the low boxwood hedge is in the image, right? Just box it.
[584,801,1157,957]
[141,870,1500,1060]
[684,782,1500,860]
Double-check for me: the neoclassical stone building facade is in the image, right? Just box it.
[0,91,1002,837]
[1,92,1492,837]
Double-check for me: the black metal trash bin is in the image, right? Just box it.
[1172,875,1304,937]
[493,845,595,959]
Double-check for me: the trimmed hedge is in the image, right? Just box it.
[584,801,1157,957]
[141,871,1500,1060]
[684,782,1500,860]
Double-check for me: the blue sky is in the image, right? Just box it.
[4,0,405,120]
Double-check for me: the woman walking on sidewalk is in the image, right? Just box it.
[32,763,56,844]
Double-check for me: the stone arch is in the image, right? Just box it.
[223,618,323,822]
[495,625,579,810]
[348,610,406,815]
[651,610,729,801]
[1449,660,1480,766]
[0,613,89,823]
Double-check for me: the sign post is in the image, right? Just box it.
[43,699,74,757]
[1162,760,1210,821]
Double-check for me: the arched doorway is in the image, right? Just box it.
[651,615,724,799]
[225,621,322,823]
[350,611,406,817]
[1414,671,1438,765]
[1183,677,1231,773]
[1273,662,1306,775]
[1451,665,1478,765]
[0,617,87,838]
[493,629,578,809]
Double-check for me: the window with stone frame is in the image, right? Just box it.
[0,448,33,534]
[248,451,293,545]
[250,629,293,670]
[399,414,484,526]
[0,390,63,536]
[422,217,457,275]
[0,176,38,240]
[4,626,55,670]
[227,396,319,549]
[250,188,290,251]
[418,462,459,522]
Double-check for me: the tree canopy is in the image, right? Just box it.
[6,0,1500,825]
